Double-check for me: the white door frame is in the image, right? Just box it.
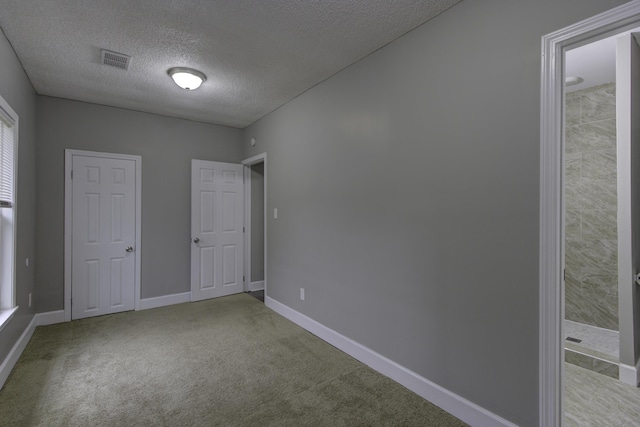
[64,149,142,322]
[242,153,267,295]
[539,2,640,425]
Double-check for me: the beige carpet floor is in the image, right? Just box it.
[0,294,467,426]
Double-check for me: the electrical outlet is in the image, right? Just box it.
[28,293,32,308]
[300,288,305,301]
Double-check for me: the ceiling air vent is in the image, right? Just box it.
[100,49,131,70]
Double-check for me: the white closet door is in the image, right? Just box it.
[191,160,244,301]
[72,155,136,319]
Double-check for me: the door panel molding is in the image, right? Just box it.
[191,159,244,301]
[64,149,142,322]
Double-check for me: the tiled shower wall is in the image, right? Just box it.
[565,82,618,331]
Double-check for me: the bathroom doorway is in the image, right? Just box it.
[563,37,620,381]
[563,25,640,427]
[243,153,267,301]
[540,2,640,425]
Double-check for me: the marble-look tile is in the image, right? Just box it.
[565,181,583,212]
[580,178,617,211]
[565,152,581,162]
[566,341,615,364]
[564,175,585,196]
[565,349,593,369]
[564,239,583,272]
[566,97,581,126]
[577,238,618,270]
[585,296,618,330]
[582,271,618,297]
[565,270,618,330]
[574,119,616,152]
[565,159,581,182]
[582,208,617,240]
[570,303,604,331]
[565,272,582,323]
[582,150,617,180]
[565,320,619,361]
[564,82,619,333]
[564,363,640,427]
[592,358,620,379]
[566,124,581,154]
[565,209,580,238]
[566,90,580,100]
[565,268,581,287]
[580,84,616,123]
[565,308,581,324]
[564,349,619,379]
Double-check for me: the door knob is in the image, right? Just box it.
[193,237,200,243]
[125,246,134,253]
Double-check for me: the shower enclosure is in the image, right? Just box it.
[564,32,640,386]
[564,81,620,379]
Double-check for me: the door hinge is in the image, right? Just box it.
[563,269,566,281]
[243,227,245,233]
[635,273,640,286]
[71,170,73,179]
[243,275,245,282]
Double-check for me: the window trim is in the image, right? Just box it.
[0,307,17,333]
[0,93,18,331]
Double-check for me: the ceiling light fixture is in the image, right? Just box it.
[565,76,584,87]
[168,67,207,90]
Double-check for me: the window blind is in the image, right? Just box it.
[0,114,14,208]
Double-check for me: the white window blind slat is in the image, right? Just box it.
[0,115,14,207]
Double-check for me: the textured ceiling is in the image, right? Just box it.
[0,0,460,128]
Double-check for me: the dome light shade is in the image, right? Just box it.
[565,76,584,87]
[168,67,207,90]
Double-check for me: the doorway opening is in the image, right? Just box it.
[540,2,640,425]
[242,153,267,302]
[561,30,640,426]
[563,36,619,380]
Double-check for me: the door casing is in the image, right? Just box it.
[64,149,142,322]
[540,2,640,425]
[242,153,267,295]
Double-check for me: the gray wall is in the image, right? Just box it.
[242,1,628,425]
[565,83,618,331]
[36,97,243,311]
[251,162,265,283]
[0,31,38,364]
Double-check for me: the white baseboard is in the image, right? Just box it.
[619,359,640,386]
[248,281,265,292]
[140,292,191,310]
[0,315,37,390]
[35,310,65,326]
[0,310,66,390]
[265,296,517,427]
